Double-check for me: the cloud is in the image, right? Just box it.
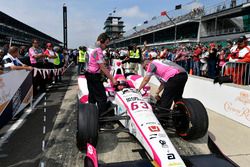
[118,6,148,19]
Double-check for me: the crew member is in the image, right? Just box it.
[138,59,188,110]
[78,46,87,74]
[123,44,141,74]
[85,33,117,114]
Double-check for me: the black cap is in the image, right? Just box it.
[237,35,247,43]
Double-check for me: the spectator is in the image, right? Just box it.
[200,47,209,76]
[175,46,187,70]
[149,48,158,60]
[19,46,27,57]
[193,44,202,76]
[160,47,167,59]
[2,46,32,71]
[207,43,218,78]
[44,43,57,84]
[29,39,47,94]
[166,49,175,61]
[0,48,4,66]
[44,43,57,65]
[218,49,227,73]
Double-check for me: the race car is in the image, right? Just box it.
[77,60,238,167]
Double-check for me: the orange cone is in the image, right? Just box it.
[189,69,193,75]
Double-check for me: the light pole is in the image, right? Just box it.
[63,3,68,49]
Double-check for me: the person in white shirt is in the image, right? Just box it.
[2,46,32,71]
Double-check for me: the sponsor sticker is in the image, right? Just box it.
[149,134,157,139]
[159,140,168,148]
[126,96,143,102]
[167,153,176,160]
[148,125,160,132]
[87,145,94,155]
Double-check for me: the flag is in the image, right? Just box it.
[175,4,182,10]
[161,11,167,16]
[144,20,148,24]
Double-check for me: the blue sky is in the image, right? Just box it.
[0,0,219,48]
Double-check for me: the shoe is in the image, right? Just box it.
[213,76,219,84]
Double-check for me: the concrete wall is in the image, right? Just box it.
[150,75,250,128]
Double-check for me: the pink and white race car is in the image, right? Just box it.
[77,60,238,167]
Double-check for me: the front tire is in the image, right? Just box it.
[76,103,99,151]
[173,98,208,140]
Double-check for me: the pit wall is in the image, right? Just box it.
[150,75,250,128]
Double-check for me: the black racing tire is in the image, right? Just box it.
[76,103,99,151]
[84,157,95,167]
[173,98,209,140]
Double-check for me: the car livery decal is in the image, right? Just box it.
[116,91,186,167]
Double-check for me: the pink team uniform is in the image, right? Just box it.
[146,60,186,82]
[87,48,104,74]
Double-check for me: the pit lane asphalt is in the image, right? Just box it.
[0,66,77,167]
[0,67,210,167]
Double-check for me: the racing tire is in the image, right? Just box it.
[173,98,208,140]
[84,157,95,167]
[76,103,99,151]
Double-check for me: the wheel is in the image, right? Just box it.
[173,98,208,140]
[76,103,99,151]
[84,157,95,167]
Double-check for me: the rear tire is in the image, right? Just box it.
[76,103,99,151]
[173,98,208,140]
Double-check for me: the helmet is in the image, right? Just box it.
[116,76,127,91]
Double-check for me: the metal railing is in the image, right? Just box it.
[221,62,250,85]
[204,0,249,16]
[124,1,204,37]
[124,0,250,39]
[203,27,244,37]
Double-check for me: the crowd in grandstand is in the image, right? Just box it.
[106,35,250,85]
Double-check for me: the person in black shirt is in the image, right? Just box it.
[207,43,218,79]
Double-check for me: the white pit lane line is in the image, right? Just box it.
[0,93,46,147]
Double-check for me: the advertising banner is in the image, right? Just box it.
[0,70,33,128]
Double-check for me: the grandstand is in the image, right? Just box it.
[0,11,61,46]
[110,0,250,48]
